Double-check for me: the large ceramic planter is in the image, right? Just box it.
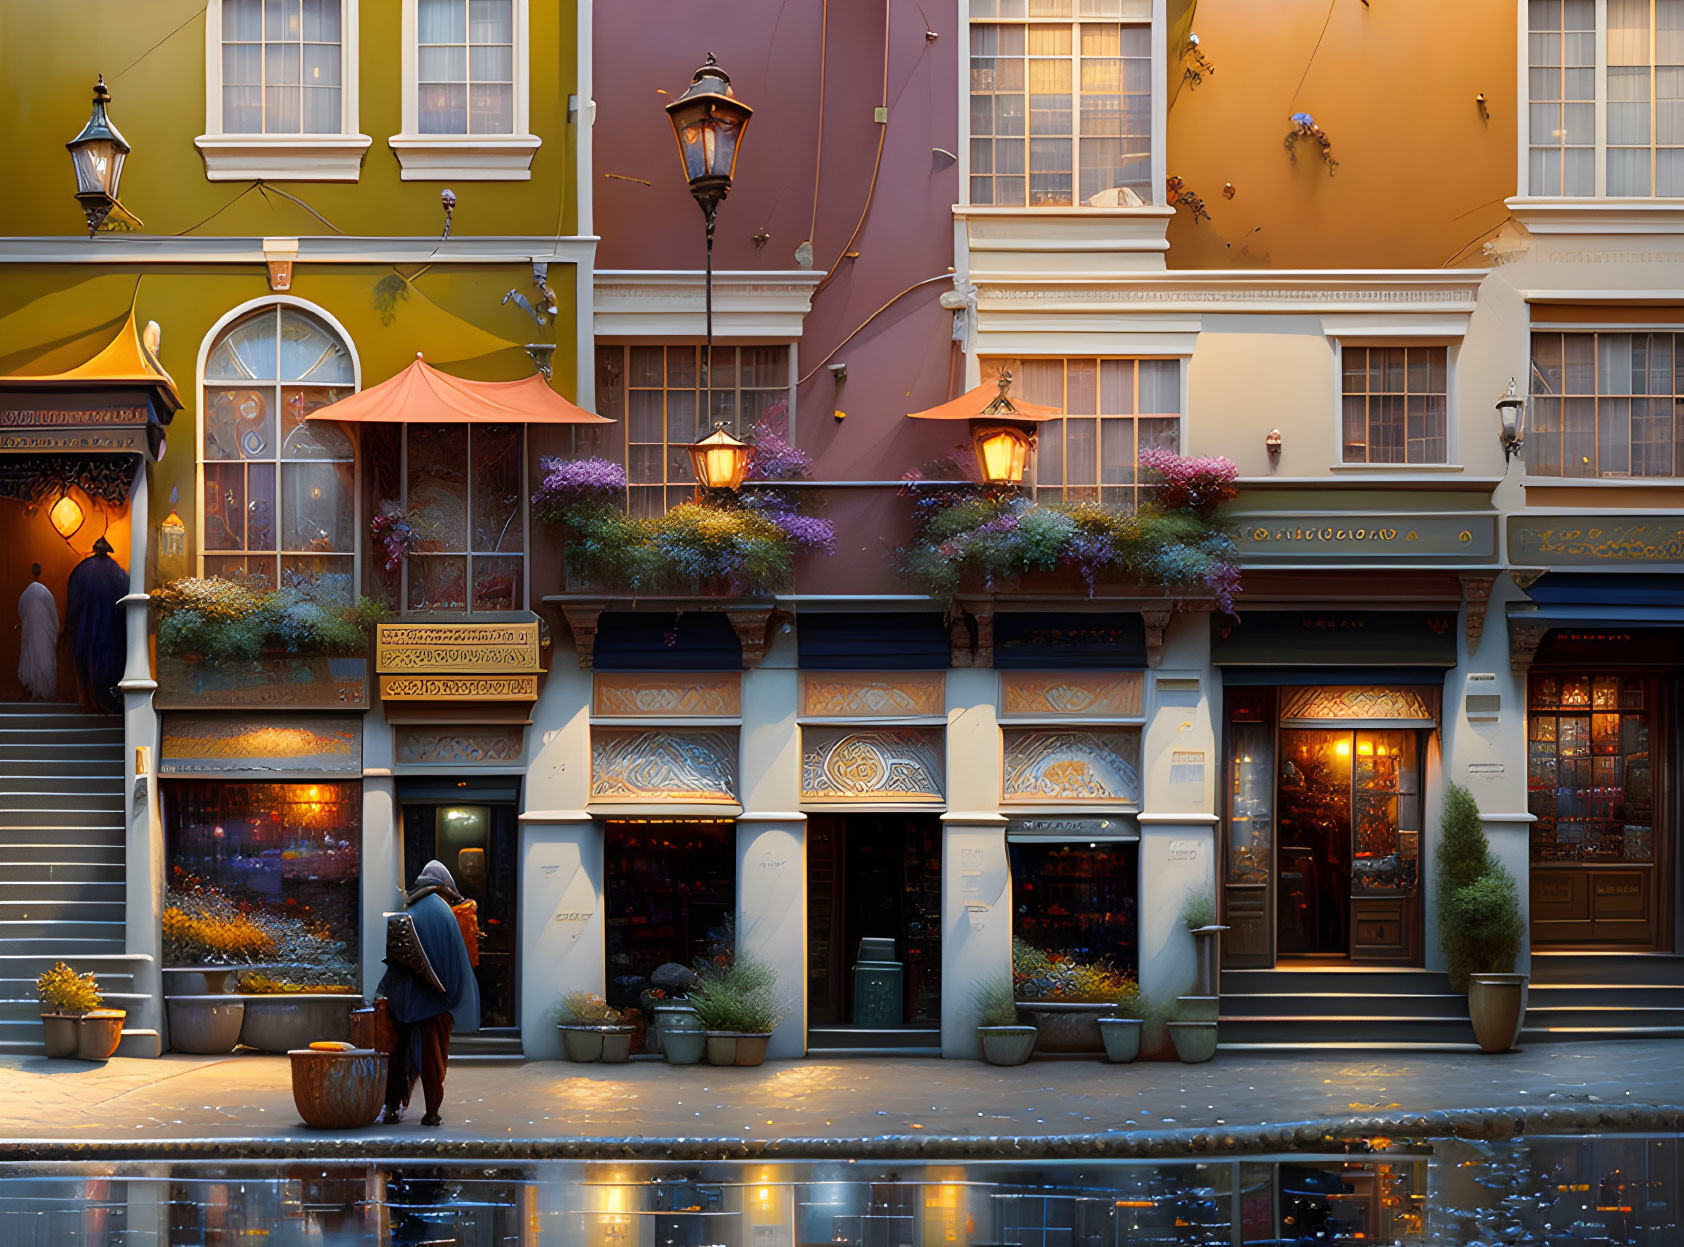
[1016,1001,1110,1053]
[663,1026,707,1065]
[1097,1017,1143,1063]
[238,995,357,1054]
[978,1025,1038,1066]
[648,1003,698,1056]
[166,995,246,1054]
[77,1010,126,1060]
[1468,973,1529,1054]
[1168,1020,1218,1064]
[40,1014,80,1059]
[559,1024,635,1062]
[289,1047,388,1129]
[705,1031,771,1067]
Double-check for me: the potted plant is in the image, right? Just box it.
[1096,990,1146,1063]
[1181,891,1228,1000]
[690,955,784,1067]
[974,976,1038,1066]
[1166,998,1218,1064]
[36,962,125,1061]
[557,992,636,1063]
[1437,784,1527,1053]
[1012,938,1136,1053]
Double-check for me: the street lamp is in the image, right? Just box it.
[66,74,136,235]
[688,422,756,493]
[666,54,752,449]
[1496,378,1526,462]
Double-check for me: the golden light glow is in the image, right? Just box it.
[48,492,86,539]
[1335,739,1351,757]
[971,423,1035,485]
[688,424,755,491]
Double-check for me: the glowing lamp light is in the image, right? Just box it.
[49,492,87,539]
[1496,378,1527,462]
[665,54,753,216]
[688,423,756,492]
[972,422,1036,486]
[66,75,134,235]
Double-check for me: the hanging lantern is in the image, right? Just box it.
[688,423,756,492]
[971,423,1037,486]
[906,370,1061,487]
[66,75,135,235]
[665,54,754,216]
[49,490,87,539]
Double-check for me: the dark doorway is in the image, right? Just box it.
[402,799,519,1033]
[602,821,735,1011]
[807,814,941,1044]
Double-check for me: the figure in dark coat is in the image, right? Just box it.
[378,860,480,1125]
[65,536,127,714]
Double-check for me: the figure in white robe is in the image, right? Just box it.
[17,564,59,701]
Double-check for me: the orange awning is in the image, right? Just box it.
[906,375,1061,423]
[308,355,612,425]
[6,307,182,413]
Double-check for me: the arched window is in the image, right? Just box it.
[200,304,357,598]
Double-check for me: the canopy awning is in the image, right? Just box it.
[5,307,182,413]
[308,355,611,425]
[907,375,1062,423]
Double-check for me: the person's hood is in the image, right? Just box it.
[406,858,462,906]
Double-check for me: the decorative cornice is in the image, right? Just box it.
[974,271,1484,314]
[1506,197,1684,235]
[594,269,826,338]
[0,234,598,265]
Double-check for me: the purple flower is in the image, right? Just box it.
[1139,448,1239,516]
[745,421,814,482]
[1290,112,1315,128]
[768,511,836,554]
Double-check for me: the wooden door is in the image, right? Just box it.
[1222,689,1276,966]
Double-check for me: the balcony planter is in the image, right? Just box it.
[1016,1001,1109,1053]
[705,1031,772,1067]
[558,1024,636,1063]
[289,1044,388,1129]
[1468,973,1529,1054]
[1168,1020,1218,1064]
[166,995,246,1054]
[1096,1017,1144,1063]
[239,994,358,1053]
[977,1024,1039,1066]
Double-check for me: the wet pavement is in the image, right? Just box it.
[0,1041,1678,1151]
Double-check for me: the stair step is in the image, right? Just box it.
[1523,1005,1684,1030]
[1217,993,1469,1020]
[1525,984,1684,1008]
[1221,1041,1484,1052]
[0,744,125,761]
[808,1027,942,1051]
[0,937,126,958]
[0,763,125,781]
[1221,968,1455,995]
[0,808,126,829]
[0,862,125,884]
[1529,952,1684,988]
[1217,1016,1477,1045]
[0,899,126,924]
[0,880,124,902]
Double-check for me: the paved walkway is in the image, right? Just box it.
[0,1042,1679,1157]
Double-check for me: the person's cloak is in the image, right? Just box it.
[379,890,480,1034]
[17,580,59,700]
[66,549,127,713]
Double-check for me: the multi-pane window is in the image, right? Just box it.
[401,424,526,612]
[417,0,515,135]
[1528,0,1684,196]
[221,0,343,135]
[587,345,793,516]
[1340,346,1449,464]
[1529,331,1684,476]
[201,305,356,598]
[983,357,1180,510]
[969,0,1152,206]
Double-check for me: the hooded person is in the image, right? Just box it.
[65,536,127,713]
[378,859,479,1125]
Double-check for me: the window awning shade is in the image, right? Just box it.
[906,378,1062,423]
[308,356,612,425]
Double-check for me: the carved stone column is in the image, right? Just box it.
[560,604,604,669]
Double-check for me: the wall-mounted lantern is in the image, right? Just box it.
[688,422,756,493]
[907,371,1061,487]
[66,75,137,235]
[49,489,88,540]
[1496,379,1526,461]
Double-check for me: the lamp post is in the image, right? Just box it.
[66,74,137,235]
[1496,378,1527,463]
[666,54,752,462]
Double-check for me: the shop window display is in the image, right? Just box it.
[1008,841,1138,980]
[162,781,360,991]
[1529,675,1654,864]
[603,822,735,1012]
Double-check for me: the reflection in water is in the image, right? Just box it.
[0,1137,1678,1246]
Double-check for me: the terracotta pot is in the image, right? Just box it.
[663,1027,707,1065]
[1097,1017,1143,1063]
[705,1031,771,1067]
[978,1025,1038,1066]
[166,996,246,1054]
[288,1047,388,1129]
[40,1014,79,1059]
[1168,1020,1218,1064]
[1468,973,1529,1054]
[71,1010,127,1061]
[1016,1001,1110,1052]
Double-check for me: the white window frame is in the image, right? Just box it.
[193,295,363,591]
[960,0,1168,210]
[389,0,541,180]
[1330,341,1460,470]
[1523,321,1684,481]
[196,0,372,182]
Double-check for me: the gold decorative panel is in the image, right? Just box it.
[1002,728,1142,805]
[376,621,543,674]
[593,673,742,717]
[379,674,539,701]
[801,672,945,717]
[591,728,739,803]
[1279,686,1437,725]
[801,727,944,803]
[159,716,361,775]
[1001,672,1144,718]
[155,656,367,710]
[394,727,526,766]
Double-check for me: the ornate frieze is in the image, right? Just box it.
[1002,728,1142,805]
[801,727,945,803]
[155,655,368,711]
[591,728,739,803]
[394,727,525,766]
[1278,686,1438,725]
[379,674,539,701]
[159,716,361,774]
[801,672,945,717]
[375,620,543,674]
[1508,515,1684,565]
[594,673,742,717]
[1001,672,1143,718]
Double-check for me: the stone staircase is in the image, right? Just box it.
[1218,966,1479,1050]
[1522,950,1684,1042]
[0,702,156,1057]
[808,1025,943,1057]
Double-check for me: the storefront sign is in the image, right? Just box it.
[1509,515,1684,565]
[159,715,361,775]
[1167,839,1202,862]
[376,620,544,674]
[801,727,944,803]
[0,391,155,429]
[1212,611,1458,667]
[1005,816,1137,840]
[1002,727,1142,805]
[1232,512,1497,564]
[378,674,538,701]
[154,655,368,710]
[593,672,741,717]
[590,728,738,803]
[801,672,945,717]
[393,727,525,766]
[1000,672,1144,718]
[1279,685,1438,725]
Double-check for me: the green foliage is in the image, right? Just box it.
[153,577,388,660]
[1012,937,1139,1005]
[1434,784,1525,990]
[688,954,784,1034]
[1181,892,1218,931]
[973,976,1021,1028]
[559,991,626,1025]
[36,962,102,1014]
